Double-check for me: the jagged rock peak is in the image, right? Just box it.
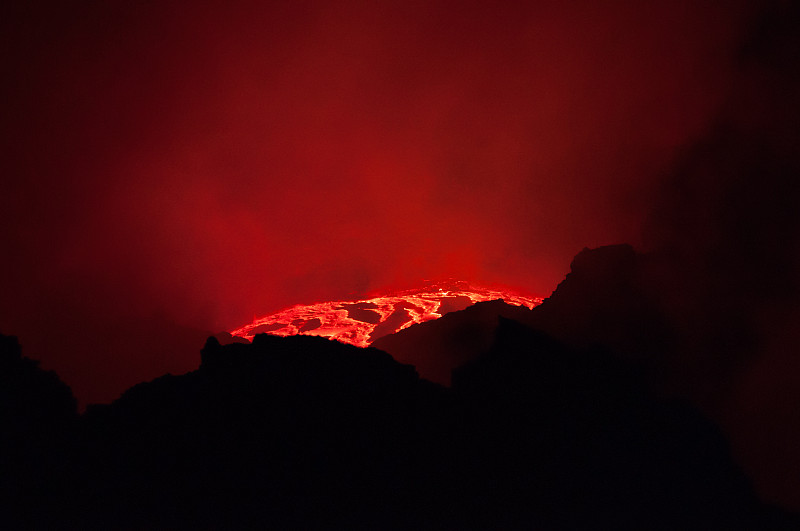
[568,243,637,286]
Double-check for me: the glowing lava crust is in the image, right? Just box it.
[231,281,543,347]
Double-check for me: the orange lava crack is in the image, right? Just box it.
[231,282,543,347]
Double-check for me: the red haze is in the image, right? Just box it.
[1,1,754,406]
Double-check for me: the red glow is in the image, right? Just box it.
[231,281,542,347]
[0,0,757,425]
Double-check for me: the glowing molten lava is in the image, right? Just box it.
[231,281,543,347]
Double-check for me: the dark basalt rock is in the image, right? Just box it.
[2,245,799,530]
[372,298,534,385]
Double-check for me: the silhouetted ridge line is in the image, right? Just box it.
[372,297,535,385]
[0,333,77,530]
[2,244,800,529]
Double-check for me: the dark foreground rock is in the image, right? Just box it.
[2,246,799,529]
[1,323,798,530]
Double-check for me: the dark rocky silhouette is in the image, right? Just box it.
[211,331,252,345]
[372,297,534,385]
[2,247,800,530]
[0,334,77,530]
[374,244,672,387]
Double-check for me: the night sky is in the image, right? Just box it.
[2,0,799,508]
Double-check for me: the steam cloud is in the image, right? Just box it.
[1,0,758,403]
